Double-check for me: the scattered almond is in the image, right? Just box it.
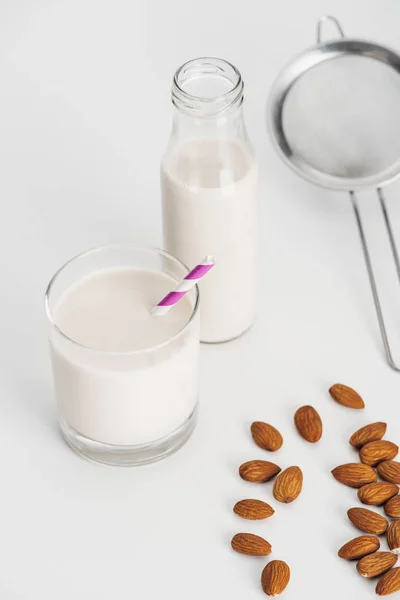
[360,441,399,467]
[347,508,389,535]
[377,461,400,485]
[387,522,400,554]
[273,466,303,504]
[294,405,323,443]
[384,496,400,519]
[338,535,380,560]
[358,482,399,506]
[331,463,377,488]
[233,499,275,520]
[329,383,365,409]
[251,422,283,452]
[357,552,397,578]
[350,422,387,448]
[239,461,281,483]
[376,567,400,596]
[261,560,290,596]
[231,533,272,556]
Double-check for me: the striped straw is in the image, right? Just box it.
[151,256,215,316]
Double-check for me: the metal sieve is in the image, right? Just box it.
[268,15,400,371]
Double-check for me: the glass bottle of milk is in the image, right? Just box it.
[161,57,258,343]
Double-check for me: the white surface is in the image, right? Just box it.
[2,1,400,598]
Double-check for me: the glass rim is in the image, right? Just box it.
[172,56,244,114]
[44,243,200,356]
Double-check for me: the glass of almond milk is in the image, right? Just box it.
[45,245,200,466]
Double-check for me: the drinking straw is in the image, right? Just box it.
[151,256,215,316]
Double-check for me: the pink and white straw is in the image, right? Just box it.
[151,256,215,316]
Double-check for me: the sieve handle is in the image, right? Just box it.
[316,16,345,44]
[350,190,400,372]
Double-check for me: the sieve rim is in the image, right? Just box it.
[268,38,400,191]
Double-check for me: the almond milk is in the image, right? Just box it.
[47,260,199,464]
[161,138,258,342]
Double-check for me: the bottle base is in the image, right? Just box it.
[59,405,198,467]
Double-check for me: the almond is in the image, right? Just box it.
[273,466,303,503]
[231,533,272,556]
[384,496,400,518]
[357,552,398,578]
[338,535,380,560]
[348,508,389,535]
[233,499,275,520]
[387,522,400,554]
[251,422,283,452]
[261,560,290,596]
[377,461,400,485]
[358,482,399,506]
[332,463,377,488]
[329,383,365,409]
[239,461,281,483]
[360,441,399,466]
[294,405,323,443]
[350,422,387,448]
[376,567,400,596]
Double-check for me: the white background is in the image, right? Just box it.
[2,0,400,598]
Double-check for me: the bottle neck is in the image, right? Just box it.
[171,57,246,141]
[172,102,245,136]
[171,57,244,119]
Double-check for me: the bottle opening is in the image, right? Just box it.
[172,57,244,116]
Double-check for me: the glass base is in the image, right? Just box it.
[200,322,253,344]
[60,405,198,467]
